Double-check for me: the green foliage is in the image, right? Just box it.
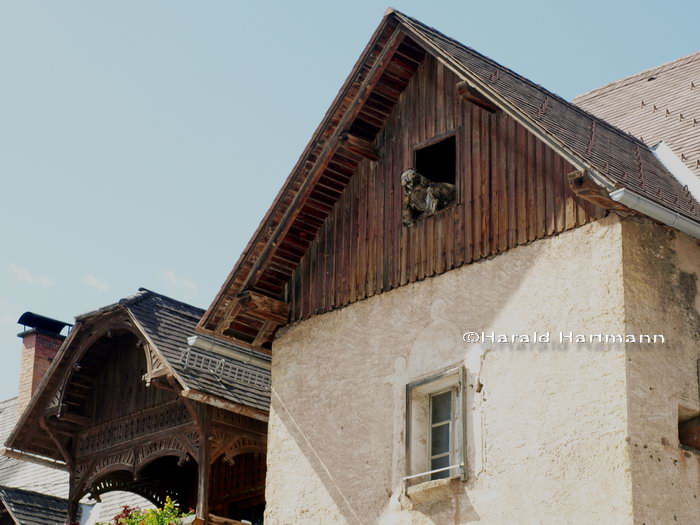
[100,497,192,525]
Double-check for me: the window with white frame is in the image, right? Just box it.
[404,365,466,485]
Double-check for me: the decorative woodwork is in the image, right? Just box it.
[23,314,268,523]
[142,342,169,386]
[215,290,289,349]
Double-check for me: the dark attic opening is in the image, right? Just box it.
[414,135,456,185]
[401,135,457,226]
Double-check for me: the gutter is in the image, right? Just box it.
[609,188,700,240]
[187,335,271,371]
[608,141,700,241]
[1,447,66,470]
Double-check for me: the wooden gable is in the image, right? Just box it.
[287,53,605,320]
[197,11,621,348]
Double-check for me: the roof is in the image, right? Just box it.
[199,9,700,341]
[72,288,269,411]
[6,288,270,462]
[574,50,700,178]
[393,12,700,218]
[124,289,271,412]
[0,398,69,499]
[0,486,72,525]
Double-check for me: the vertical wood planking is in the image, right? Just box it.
[288,56,606,320]
[472,108,482,261]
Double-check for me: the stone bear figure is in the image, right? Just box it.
[400,168,456,226]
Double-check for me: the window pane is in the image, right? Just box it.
[431,422,450,456]
[431,391,452,424]
[431,455,450,480]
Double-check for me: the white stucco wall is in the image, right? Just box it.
[265,215,635,524]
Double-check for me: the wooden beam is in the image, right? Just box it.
[196,405,211,524]
[456,80,498,113]
[40,417,73,470]
[339,132,379,161]
[214,301,242,336]
[252,320,275,348]
[56,412,92,427]
[237,290,289,324]
[567,170,627,211]
[181,389,269,423]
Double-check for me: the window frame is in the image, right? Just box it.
[404,364,467,484]
[413,132,458,186]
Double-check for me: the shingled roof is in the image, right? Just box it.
[0,486,72,525]
[6,289,270,462]
[199,9,700,342]
[122,289,271,412]
[394,11,700,220]
[574,51,700,179]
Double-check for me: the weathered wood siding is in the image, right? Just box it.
[90,334,178,423]
[287,54,605,321]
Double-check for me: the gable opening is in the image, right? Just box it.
[414,135,456,185]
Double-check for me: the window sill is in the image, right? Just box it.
[405,476,463,505]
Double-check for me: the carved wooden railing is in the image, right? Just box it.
[75,400,191,457]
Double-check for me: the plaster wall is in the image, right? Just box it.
[265,215,634,525]
[621,217,700,525]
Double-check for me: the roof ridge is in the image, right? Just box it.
[76,288,203,322]
[574,49,700,102]
[132,287,205,317]
[392,10,649,150]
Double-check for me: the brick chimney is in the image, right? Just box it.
[16,312,70,415]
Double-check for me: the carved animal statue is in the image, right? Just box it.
[400,168,456,226]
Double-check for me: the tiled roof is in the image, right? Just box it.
[392,11,700,222]
[0,398,70,500]
[0,486,72,525]
[124,289,271,413]
[574,51,700,179]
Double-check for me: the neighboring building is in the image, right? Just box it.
[6,289,270,524]
[0,486,73,525]
[197,9,700,525]
[0,315,153,524]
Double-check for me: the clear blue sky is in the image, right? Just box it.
[1,0,698,399]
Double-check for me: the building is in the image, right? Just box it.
[197,9,700,525]
[0,314,154,524]
[6,290,270,524]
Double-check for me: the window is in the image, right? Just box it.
[405,365,466,485]
[414,135,456,185]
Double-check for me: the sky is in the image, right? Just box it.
[1,0,699,399]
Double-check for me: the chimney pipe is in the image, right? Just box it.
[16,312,71,416]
